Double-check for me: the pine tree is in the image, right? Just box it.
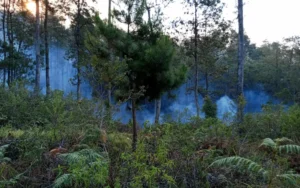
[179,0,226,118]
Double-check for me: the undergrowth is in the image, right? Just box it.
[0,87,300,187]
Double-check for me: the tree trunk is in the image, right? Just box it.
[205,70,209,94]
[76,58,81,100]
[125,7,137,152]
[44,0,50,96]
[194,3,200,118]
[35,0,41,93]
[154,98,161,124]
[107,0,113,118]
[75,0,81,100]
[6,2,13,87]
[9,10,13,85]
[146,6,153,33]
[2,66,6,88]
[108,0,112,24]
[107,83,112,120]
[275,48,279,88]
[131,98,137,152]
[2,0,6,88]
[145,2,161,123]
[7,68,10,86]
[237,0,245,123]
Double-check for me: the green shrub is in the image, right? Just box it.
[202,95,217,119]
[281,105,300,141]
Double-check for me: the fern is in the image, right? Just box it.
[0,170,27,186]
[0,144,9,152]
[259,138,276,151]
[259,138,300,156]
[0,157,11,163]
[55,149,108,187]
[279,145,300,154]
[210,155,300,187]
[277,174,300,187]
[275,137,293,145]
[59,149,103,164]
[53,174,73,188]
[210,156,267,176]
[0,144,11,162]
[0,144,9,157]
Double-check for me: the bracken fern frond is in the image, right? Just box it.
[277,174,300,187]
[279,145,300,155]
[275,137,293,145]
[59,149,103,164]
[210,156,267,177]
[259,138,276,151]
[53,174,73,188]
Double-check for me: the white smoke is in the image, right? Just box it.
[38,46,277,125]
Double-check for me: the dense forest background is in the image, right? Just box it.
[1,0,300,187]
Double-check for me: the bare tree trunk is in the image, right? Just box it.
[44,0,50,96]
[76,64,81,100]
[107,87,112,106]
[108,0,112,24]
[107,0,113,118]
[194,2,200,118]
[7,67,10,86]
[205,70,208,93]
[131,98,137,151]
[75,0,81,100]
[275,48,279,88]
[107,83,112,120]
[146,5,153,33]
[35,0,41,93]
[2,66,6,88]
[237,0,245,123]
[2,0,6,88]
[154,98,161,124]
[9,10,13,85]
[6,1,12,87]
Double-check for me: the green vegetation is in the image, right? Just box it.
[0,87,300,187]
[1,0,300,187]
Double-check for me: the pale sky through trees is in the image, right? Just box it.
[98,0,300,46]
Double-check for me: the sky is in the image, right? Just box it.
[98,0,300,46]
